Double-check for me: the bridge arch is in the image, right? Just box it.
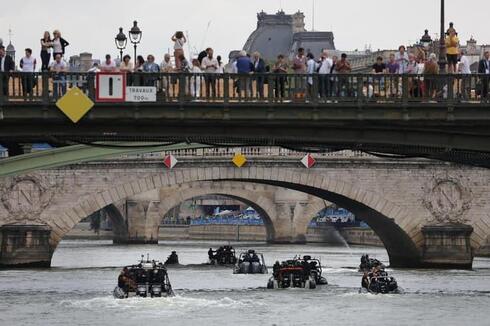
[47,167,434,267]
[156,181,278,242]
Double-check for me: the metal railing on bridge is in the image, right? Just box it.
[120,147,373,159]
[1,72,489,105]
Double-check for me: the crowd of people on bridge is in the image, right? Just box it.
[1,24,490,100]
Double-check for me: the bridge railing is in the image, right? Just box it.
[1,72,489,105]
[119,147,373,159]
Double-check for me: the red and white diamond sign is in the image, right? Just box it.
[163,154,178,169]
[301,154,316,169]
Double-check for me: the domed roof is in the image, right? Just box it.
[6,41,15,52]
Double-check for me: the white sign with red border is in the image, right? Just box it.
[96,72,126,102]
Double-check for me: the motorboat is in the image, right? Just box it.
[208,245,237,265]
[233,249,268,274]
[267,259,317,289]
[113,255,174,299]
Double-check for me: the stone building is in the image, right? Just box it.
[242,10,336,61]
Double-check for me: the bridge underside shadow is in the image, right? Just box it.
[230,179,421,268]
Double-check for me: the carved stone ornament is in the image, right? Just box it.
[1,175,57,222]
[423,177,471,224]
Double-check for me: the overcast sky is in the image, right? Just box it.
[1,0,489,62]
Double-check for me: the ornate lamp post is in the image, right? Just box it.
[128,21,142,66]
[115,27,127,61]
[420,30,433,49]
[438,0,447,73]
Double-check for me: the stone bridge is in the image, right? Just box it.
[1,156,489,269]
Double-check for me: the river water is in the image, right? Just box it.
[0,240,489,326]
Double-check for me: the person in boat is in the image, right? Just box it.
[208,248,215,261]
[273,261,281,278]
[301,257,311,279]
[361,271,370,289]
[216,247,224,261]
[166,251,179,265]
[251,252,259,263]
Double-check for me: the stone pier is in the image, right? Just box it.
[421,224,474,269]
[0,225,52,268]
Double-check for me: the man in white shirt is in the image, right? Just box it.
[201,48,218,98]
[20,48,37,97]
[100,54,117,72]
[318,50,333,98]
[458,50,471,74]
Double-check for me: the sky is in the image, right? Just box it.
[0,0,489,62]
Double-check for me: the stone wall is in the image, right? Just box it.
[340,227,384,247]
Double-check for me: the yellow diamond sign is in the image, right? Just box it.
[232,153,247,168]
[56,87,95,123]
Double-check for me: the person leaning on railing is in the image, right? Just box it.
[371,56,386,97]
[0,45,15,96]
[49,53,67,99]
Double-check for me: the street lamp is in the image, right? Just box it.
[420,29,433,49]
[438,0,447,73]
[115,27,127,61]
[128,21,142,66]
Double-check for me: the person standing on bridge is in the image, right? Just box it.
[424,53,440,99]
[292,48,307,100]
[445,30,460,74]
[335,53,351,97]
[0,45,15,96]
[386,53,400,97]
[252,51,266,98]
[235,51,253,98]
[372,56,386,97]
[49,53,67,99]
[100,54,117,72]
[272,54,288,99]
[190,58,202,99]
[160,54,173,96]
[458,49,471,99]
[40,31,53,72]
[478,51,490,100]
[395,46,409,74]
[201,48,219,98]
[306,52,318,100]
[19,48,37,99]
[143,55,160,87]
[52,30,69,58]
[318,50,333,99]
[172,31,186,70]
